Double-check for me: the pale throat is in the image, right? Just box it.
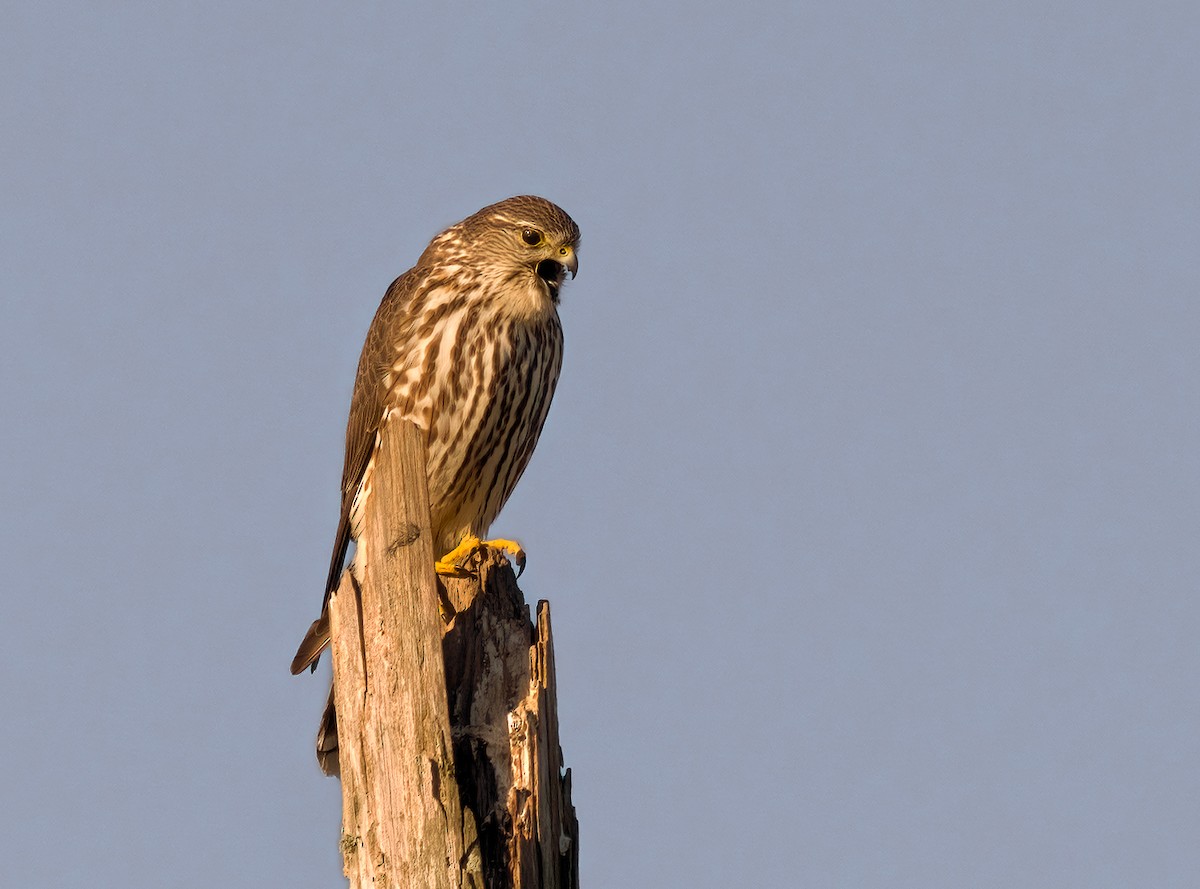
[490,265,561,322]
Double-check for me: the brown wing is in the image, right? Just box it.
[290,267,422,674]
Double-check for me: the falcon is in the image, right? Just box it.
[291,196,580,680]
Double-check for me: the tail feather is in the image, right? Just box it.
[316,684,339,776]
[290,612,330,675]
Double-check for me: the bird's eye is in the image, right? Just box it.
[521,228,543,246]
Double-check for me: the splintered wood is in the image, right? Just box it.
[326,418,578,889]
[442,558,580,889]
[505,600,580,887]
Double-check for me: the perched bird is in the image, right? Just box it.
[291,196,579,685]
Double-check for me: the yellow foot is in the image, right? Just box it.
[434,534,527,577]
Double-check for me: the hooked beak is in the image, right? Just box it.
[558,245,578,278]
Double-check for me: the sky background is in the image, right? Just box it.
[2,2,1198,886]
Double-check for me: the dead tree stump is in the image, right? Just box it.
[325,417,578,888]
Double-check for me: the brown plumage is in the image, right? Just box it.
[291,196,580,681]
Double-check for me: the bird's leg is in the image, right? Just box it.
[434,534,527,577]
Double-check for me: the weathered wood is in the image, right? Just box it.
[509,600,579,888]
[327,418,481,889]
[326,415,578,888]
[441,561,580,889]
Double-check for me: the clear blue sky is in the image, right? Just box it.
[3,2,1198,886]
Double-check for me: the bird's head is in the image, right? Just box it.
[424,195,580,310]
